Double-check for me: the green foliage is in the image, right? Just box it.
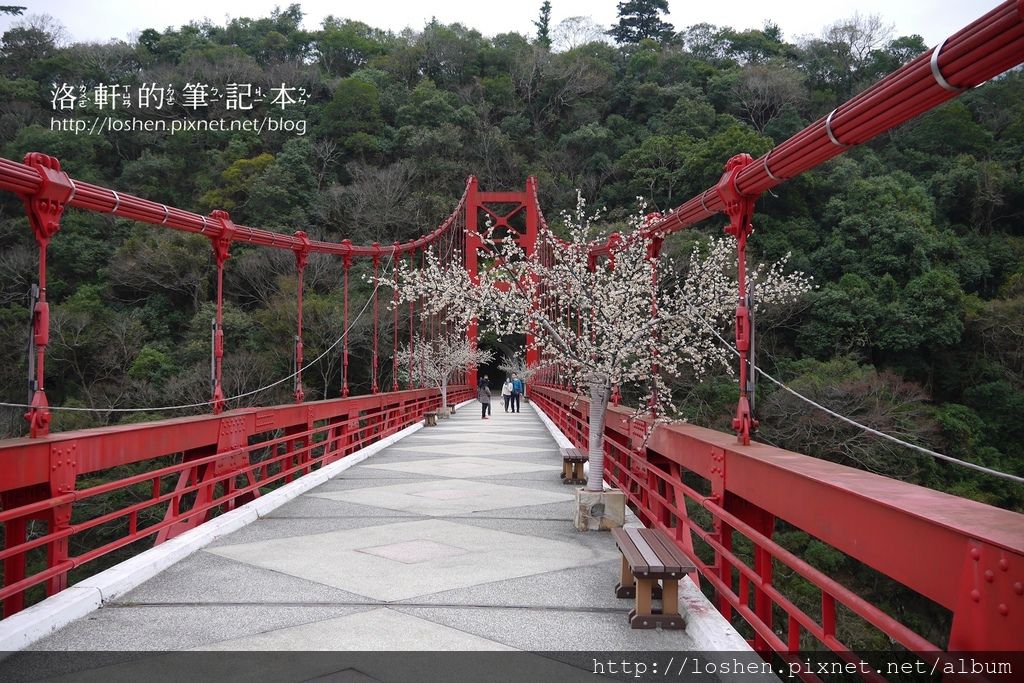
[898,101,992,158]
[128,346,177,384]
[316,19,391,77]
[319,77,384,153]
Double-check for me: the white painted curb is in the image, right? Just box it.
[0,417,430,653]
[531,400,575,449]
[678,576,754,654]
[0,587,101,653]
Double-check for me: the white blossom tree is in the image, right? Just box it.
[395,329,494,414]
[386,194,812,492]
[498,352,540,395]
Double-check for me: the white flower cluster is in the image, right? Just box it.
[383,191,812,420]
[395,329,495,409]
[497,353,541,382]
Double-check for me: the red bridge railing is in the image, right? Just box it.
[0,124,473,616]
[532,386,1024,671]
[0,386,472,616]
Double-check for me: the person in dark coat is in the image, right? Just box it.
[477,375,491,419]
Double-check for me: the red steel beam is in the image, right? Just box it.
[0,388,451,493]
[0,157,473,259]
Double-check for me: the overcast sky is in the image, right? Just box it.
[4,1,999,49]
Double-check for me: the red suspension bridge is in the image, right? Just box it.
[0,0,1023,671]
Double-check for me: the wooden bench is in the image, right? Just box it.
[560,447,587,484]
[424,411,438,427]
[611,526,695,630]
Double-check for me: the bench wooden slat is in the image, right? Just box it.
[638,528,694,575]
[641,528,690,572]
[625,527,668,574]
[611,528,649,575]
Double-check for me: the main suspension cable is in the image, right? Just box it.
[687,307,1024,486]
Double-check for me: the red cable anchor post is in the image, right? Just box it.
[371,243,381,394]
[392,242,400,392]
[341,241,352,397]
[293,230,310,403]
[717,153,760,446]
[208,210,235,414]
[20,153,73,437]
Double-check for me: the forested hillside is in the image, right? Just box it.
[1,4,1022,513]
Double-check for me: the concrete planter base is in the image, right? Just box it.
[573,487,626,531]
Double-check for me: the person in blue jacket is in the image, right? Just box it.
[510,374,524,413]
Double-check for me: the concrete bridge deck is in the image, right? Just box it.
[5,401,755,678]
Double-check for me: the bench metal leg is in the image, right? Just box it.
[563,459,585,485]
[628,578,684,630]
[661,578,679,617]
[615,557,663,600]
[615,555,635,598]
[629,579,658,629]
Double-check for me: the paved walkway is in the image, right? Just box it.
[24,401,739,658]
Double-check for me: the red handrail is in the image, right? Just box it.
[0,386,473,615]
[532,385,1024,670]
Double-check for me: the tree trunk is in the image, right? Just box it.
[586,379,610,492]
[440,377,448,412]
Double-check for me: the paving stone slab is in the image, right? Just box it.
[196,607,513,651]
[208,519,609,602]
[390,605,701,652]
[310,478,574,517]
[362,456,554,479]
[120,551,381,605]
[264,494,428,519]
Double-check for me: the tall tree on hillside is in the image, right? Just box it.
[608,0,674,45]
[534,1,553,48]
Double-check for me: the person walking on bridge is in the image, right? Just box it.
[478,375,492,419]
[501,377,513,412]
[511,373,524,413]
